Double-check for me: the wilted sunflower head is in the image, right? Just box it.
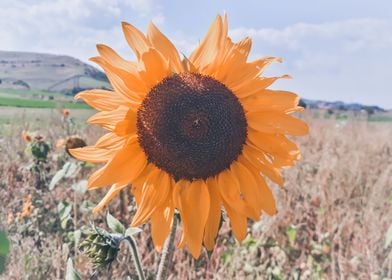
[57,136,87,157]
[70,14,309,258]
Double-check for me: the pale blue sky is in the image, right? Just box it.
[1,0,391,108]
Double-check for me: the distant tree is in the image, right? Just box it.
[363,106,375,116]
[298,99,307,108]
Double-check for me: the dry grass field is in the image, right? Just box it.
[0,108,391,279]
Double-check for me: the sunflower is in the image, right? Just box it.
[70,15,308,258]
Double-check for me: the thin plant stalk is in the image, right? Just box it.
[156,215,178,280]
[125,236,146,280]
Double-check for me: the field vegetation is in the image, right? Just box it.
[0,109,391,279]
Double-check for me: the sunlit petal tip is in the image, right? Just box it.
[95,43,106,51]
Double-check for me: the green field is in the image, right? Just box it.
[0,89,90,109]
[0,96,89,109]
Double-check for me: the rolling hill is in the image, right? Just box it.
[0,50,109,94]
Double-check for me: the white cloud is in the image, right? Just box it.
[1,2,391,108]
[229,19,392,108]
[0,0,164,60]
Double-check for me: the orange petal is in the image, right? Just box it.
[139,48,170,88]
[173,180,210,258]
[131,171,172,227]
[87,106,129,131]
[121,22,150,59]
[252,172,277,216]
[233,75,291,99]
[93,183,129,213]
[189,15,224,70]
[150,202,174,251]
[225,57,281,89]
[95,132,126,150]
[69,146,116,163]
[88,138,147,189]
[246,111,309,136]
[147,22,183,73]
[241,90,300,113]
[223,201,248,241]
[90,56,146,103]
[203,177,222,251]
[96,44,138,72]
[75,89,126,111]
[231,161,262,218]
[247,130,300,161]
[114,109,137,136]
[241,145,284,186]
[217,169,259,220]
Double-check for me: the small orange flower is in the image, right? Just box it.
[18,194,34,218]
[71,15,309,258]
[62,109,70,118]
[21,130,32,142]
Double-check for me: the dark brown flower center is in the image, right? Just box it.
[136,72,247,181]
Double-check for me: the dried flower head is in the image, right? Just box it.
[30,135,50,161]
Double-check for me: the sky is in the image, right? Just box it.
[0,0,391,108]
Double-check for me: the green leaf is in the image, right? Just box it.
[286,225,297,246]
[49,168,66,190]
[0,231,10,275]
[79,200,96,213]
[65,258,81,280]
[49,162,79,190]
[106,212,125,234]
[385,224,392,249]
[58,202,73,221]
[63,162,79,178]
[71,180,88,194]
[125,227,142,237]
[73,230,81,247]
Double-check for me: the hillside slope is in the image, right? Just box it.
[0,50,109,93]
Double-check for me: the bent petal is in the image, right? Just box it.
[93,183,129,213]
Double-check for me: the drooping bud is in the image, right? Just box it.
[79,226,122,269]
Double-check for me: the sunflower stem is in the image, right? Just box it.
[156,214,178,280]
[125,235,146,280]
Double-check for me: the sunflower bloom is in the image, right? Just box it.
[70,15,309,258]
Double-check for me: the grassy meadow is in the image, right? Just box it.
[0,107,391,279]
